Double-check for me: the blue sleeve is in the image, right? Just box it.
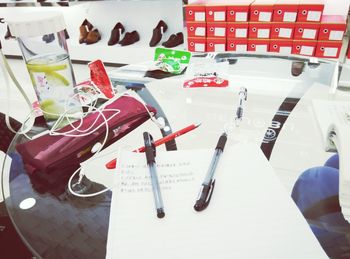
[291,166,339,212]
[324,154,339,170]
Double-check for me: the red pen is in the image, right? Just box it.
[105,123,201,169]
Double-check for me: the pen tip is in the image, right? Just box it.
[194,205,202,212]
[157,209,165,218]
[195,123,201,128]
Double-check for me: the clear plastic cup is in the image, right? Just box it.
[8,12,81,128]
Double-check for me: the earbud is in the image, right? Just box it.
[157,117,166,128]
[91,142,102,153]
[151,116,166,129]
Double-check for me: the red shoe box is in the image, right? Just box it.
[187,37,206,52]
[185,5,206,22]
[292,40,317,56]
[249,0,275,22]
[207,37,226,52]
[227,0,253,22]
[315,41,342,58]
[294,23,320,40]
[270,22,295,39]
[248,39,270,52]
[206,5,227,22]
[297,0,324,23]
[318,15,347,41]
[227,38,248,51]
[227,22,249,38]
[187,22,207,37]
[269,39,293,54]
[207,22,227,38]
[250,0,276,22]
[347,43,350,59]
[249,22,271,39]
[273,0,298,22]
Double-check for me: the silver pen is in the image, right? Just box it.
[143,132,165,218]
[235,87,248,125]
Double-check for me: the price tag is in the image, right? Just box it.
[283,12,297,22]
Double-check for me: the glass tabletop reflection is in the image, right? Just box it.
[2,53,347,259]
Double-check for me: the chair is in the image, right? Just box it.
[0,112,33,258]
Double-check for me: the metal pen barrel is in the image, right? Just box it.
[143,132,165,218]
[148,163,165,218]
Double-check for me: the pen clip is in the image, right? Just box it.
[143,132,156,164]
[194,180,215,212]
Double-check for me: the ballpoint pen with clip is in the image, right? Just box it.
[143,132,165,218]
[235,87,248,126]
[105,123,201,169]
[194,132,227,211]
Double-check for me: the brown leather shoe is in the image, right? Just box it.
[4,26,14,40]
[108,22,125,46]
[149,20,168,47]
[119,30,140,46]
[64,29,69,40]
[85,29,101,45]
[162,32,183,48]
[79,19,94,44]
[79,25,88,44]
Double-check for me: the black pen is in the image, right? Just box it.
[194,132,227,211]
[143,132,165,218]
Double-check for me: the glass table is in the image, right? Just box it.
[2,53,349,259]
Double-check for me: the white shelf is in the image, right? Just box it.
[0,0,185,64]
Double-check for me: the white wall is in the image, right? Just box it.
[324,0,350,15]
[0,0,184,64]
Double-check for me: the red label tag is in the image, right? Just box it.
[184,76,228,88]
[88,60,114,99]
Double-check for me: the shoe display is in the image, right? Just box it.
[85,28,101,45]
[149,20,168,47]
[162,32,184,48]
[108,22,125,46]
[4,25,14,40]
[79,19,93,44]
[119,30,140,46]
[64,29,69,40]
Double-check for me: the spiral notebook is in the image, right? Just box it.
[106,143,327,259]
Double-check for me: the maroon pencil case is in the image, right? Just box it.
[16,95,156,196]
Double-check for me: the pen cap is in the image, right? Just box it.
[143,132,156,164]
[216,133,227,151]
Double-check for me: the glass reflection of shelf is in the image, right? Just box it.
[0,0,178,7]
[0,0,70,7]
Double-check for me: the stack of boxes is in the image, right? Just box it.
[248,0,274,52]
[185,0,348,59]
[315,15,347,58]
[269,0,298,55]
[226,1,251,52]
